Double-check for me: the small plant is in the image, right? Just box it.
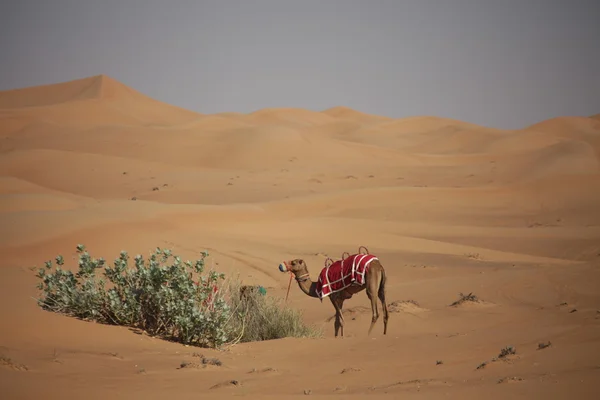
[202,356,222,366]
[476,361,487,370]
[498,376,524,384]
[436,360,443,365]
[450,292,479,307]
[498,346,516,359]
[402,299,420,306]
[190,352,222,366]
[537,341,552,350]
[179,361,194,369]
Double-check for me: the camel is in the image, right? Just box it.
[278,247,389,337]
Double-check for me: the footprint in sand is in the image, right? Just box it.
[209,380,241,390]
[0,355,29,372]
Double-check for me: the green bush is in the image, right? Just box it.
[35,245,320,348]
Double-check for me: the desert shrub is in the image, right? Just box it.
[35,245,319,348]
[35,245,229,347]
[225,278,322,343]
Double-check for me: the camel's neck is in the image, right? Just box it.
[295,272,319,298]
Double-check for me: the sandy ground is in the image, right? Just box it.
[1,75,599,399]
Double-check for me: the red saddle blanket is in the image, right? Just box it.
[315,253,378,300]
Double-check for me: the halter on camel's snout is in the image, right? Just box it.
[278,261,289,273]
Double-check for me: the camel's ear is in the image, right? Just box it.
[298,259,304,265]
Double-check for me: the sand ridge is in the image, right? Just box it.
[1,75,599,399]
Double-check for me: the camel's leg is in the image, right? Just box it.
[366,273,381,336]
[330,295,344,338]
[378,269,389,335]
[338,297,346,337]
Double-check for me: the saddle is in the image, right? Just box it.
[323,245,370,268]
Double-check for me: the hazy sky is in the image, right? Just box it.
[1,0,599,128]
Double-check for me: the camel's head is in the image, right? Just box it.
[278,259,308,275]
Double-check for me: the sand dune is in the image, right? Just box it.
[527,115,600,136]
[322,106,393,125]
[0,74,111,108]
[322,115,505,152]
[1,76,599,399]
[0,75,202,128]
[171,114,254,131]
[526,115,600,159]
[245,107,338,128]
[479,138,599,184]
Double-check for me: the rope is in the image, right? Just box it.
[285,271,294,302]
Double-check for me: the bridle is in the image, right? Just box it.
[294,272,310,282]
[283,261,310,281]
[281,260,310,301]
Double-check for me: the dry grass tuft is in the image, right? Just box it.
[450,292,480,307]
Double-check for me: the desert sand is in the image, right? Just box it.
[0,74,599,399]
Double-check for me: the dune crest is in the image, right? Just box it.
[0,74,202,127]
[246,107,338,128]
[0,74,137,108]
[525,115,600,159]
[322,106,393,124]
[372,115,490,134]
[526,115,600,135]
